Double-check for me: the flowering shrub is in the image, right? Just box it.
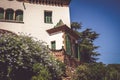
[0,33,63,80]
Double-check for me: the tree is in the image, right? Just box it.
[0,33,63,80]
[71,22,82,31]
[71,22,100,63]
[79,28,100,63]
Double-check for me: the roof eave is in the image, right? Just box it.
[46,25,80,39]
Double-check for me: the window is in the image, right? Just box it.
[15,10,23,21]
[44,11,52,23]
[51,41,56,50]
[0,8,24,23]
[0,8,4,19]
[5,9,14,20]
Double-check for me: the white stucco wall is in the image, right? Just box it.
[49,32,64,50]
[0,0,71,49]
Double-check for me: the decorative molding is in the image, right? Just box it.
[16,0,71,6]
[0,19,24,24]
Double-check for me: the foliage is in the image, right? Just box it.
[0,33,63,80]
[71,22,100,63]
[71,22,82,30]
[73,64,90,80]
[32,63,51,80]
[79,29,100,63]
[72,63,120,80]
[107,64,120,72]
[56,60,66,76]
[106,64,120,80]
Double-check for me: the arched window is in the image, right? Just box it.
[0,8,4,19]
[5,9,14,20]
[15,10,23,21]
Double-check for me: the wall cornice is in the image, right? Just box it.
[16,0,71,6]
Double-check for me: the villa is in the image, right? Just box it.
[0,0,80,67]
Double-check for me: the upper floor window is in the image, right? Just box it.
[0,8,24,23]
[5,9,14,20]
[44,11,52,23]
[0,8,4,19]
[15,10,23,21]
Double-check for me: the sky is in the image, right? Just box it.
[70,0,120,64]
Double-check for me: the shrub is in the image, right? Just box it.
[73,63,120,80]
[0,33,63,80]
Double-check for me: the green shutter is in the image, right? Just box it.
[48,16,50,23]
[46,16,49,23]
[9,13,13,20]
[0,8,4,19]
[5,9,14,20]
[45,16,47,23]
[78,45,80,60]
[16,11,23,21]
[44,11,52,23]
[51,41,56,50]
[65,34,71,55]
[19,15,23,21]
[0,13,4,19]
[16,14,23,21]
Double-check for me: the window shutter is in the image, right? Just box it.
[51,41,56,50]
[65,34,71,55]
[44,11,52,23]
[0,13,4,19]
[5,9,14,20]
[0,8,4,19]
[15,10,23,21]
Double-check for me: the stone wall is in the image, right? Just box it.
[51,49,81,68]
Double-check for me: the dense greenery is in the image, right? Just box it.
[107,64,120,73]
[71,22,100,63]
[0,23,119,80]
[79,28,100,63]
[71,22,120,80]
[0,33,64,80]
[71,22,82,30]
[72,63,120,80]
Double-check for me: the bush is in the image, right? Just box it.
[0,33,63,80]
[72,64,90,80]
[73,63,120,80]
[32,63,51,80]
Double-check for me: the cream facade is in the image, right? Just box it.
[0,0,70,49]
[0,0,81,66]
